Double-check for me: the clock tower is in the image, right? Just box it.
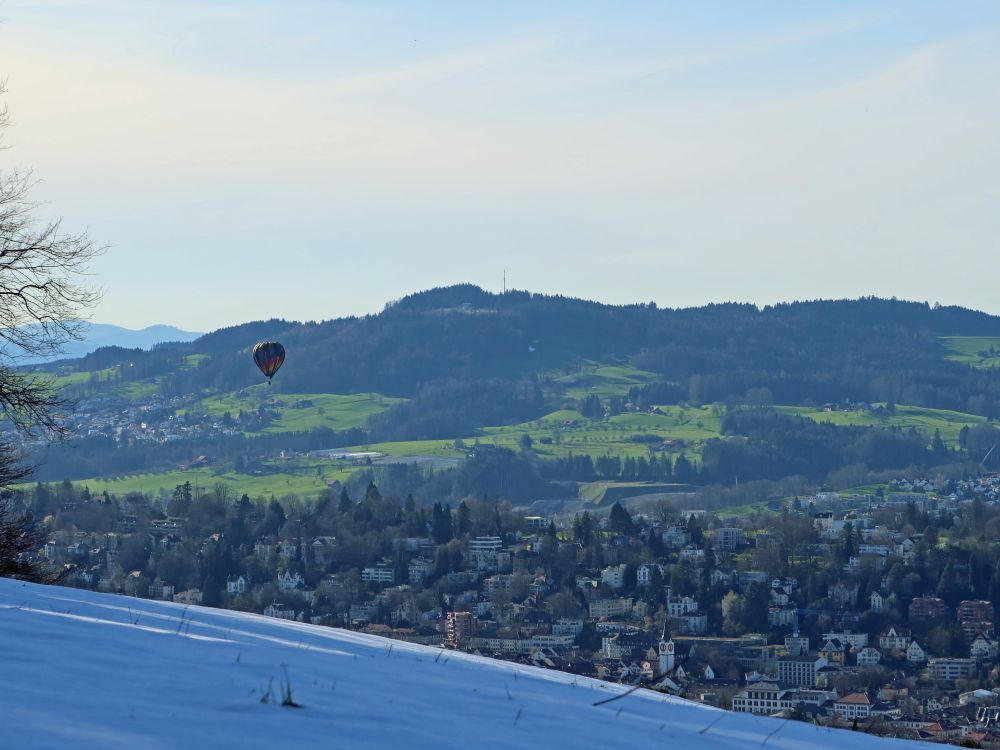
[658,623,675,675]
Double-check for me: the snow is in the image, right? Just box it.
[0,579,934,750]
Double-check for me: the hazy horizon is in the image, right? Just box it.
[88,286,1000,334]
[1,1,998,330]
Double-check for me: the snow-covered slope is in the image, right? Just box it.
[0,579,932,750]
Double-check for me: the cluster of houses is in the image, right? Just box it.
[5,386,301,454]
[37,471,1000,746]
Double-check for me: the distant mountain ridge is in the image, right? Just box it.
[9,322,203,364]
[46,287,1000,431]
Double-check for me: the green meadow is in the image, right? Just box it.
[776,404,984,445]
[47,354,990,501]
[357,404,722,464]
[553,363,661,400]
[185,388,403,434]
[940,336,1000,368]
[69,463,352,499]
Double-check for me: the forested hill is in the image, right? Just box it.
[70,287,1000,419]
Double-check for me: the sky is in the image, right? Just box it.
[0,0,998,331]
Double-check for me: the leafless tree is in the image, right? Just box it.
[0,85,104,580]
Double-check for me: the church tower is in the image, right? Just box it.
[658,622,675,675]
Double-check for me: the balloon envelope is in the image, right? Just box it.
[253,341,285,380]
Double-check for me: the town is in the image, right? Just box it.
[26,471,1000,746]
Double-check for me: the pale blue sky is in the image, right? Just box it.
[0,1,998,329]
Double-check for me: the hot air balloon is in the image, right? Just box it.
[253,341,285,383]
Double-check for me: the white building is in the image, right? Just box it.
[712,527,746,551]
[601,564,628,590]
[856,647,881,667]
[636,563,666,586]
[879,626,911,651]
[906,641,927,664]
[822,631,868,649]
[732,684,838,716]
[263,602,296,620]
[408,558,435,583]
[928,657,976,681]
[970,635,998,662]
[666,595,698,617]
[469,536,503,571]
[661,527,689,549]
[658,626,675,675]
[589,597,633,619]
[361,564,395,585]
[785,635,810,657]
[769,607,799,628]
[277,570,305,592]
[833,693,871,721]
[777,655,826,687]
[731,683,789,715]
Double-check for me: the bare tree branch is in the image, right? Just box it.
[0,83,103,582]
[0,82,104,438]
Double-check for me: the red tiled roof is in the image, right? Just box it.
[836,692,871,705]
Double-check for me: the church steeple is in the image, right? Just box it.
[658,622,675,674]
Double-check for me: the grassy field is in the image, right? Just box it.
[355,404,722,464]
[48,345,988,503]
[185,387,403,434]
[776,404,984,444]
[940,336,1000,368]
[553,363,661,400]
[69,463,353,499]
[65,399,984,500]
[577,481,693,505]
[42,368,118,389]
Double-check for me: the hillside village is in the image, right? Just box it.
[24,471,1000,746]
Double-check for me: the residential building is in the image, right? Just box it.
[784,634,810,657]
[823,631,868,649]
[906,641,927,664]
[856,647,881,667]
[971,635,998,662]
[928,657,976,681]
[777,655,827,687]
[712,527,746,551]
[636,563,666,586]
[278,570,305,592]
[819,639,848,665]
[310,536,338,566]
[263,602,296,620]
[732,683,839,716]
[446,611,476,646]
[408,557,435,583]
[661,527,689,549]
[731,683,788,715]
[833,693,872,721]
[909,597,947,621]
[768,607,798,628]
[589,598,633,619]
[601,564,628,589]
[958,600,994,623]
[879,626,911,652]
[469,536,503,571]
[361,564,395,584]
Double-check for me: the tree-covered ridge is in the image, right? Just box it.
[22,287,1000,501]
[54,288,1000,423]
